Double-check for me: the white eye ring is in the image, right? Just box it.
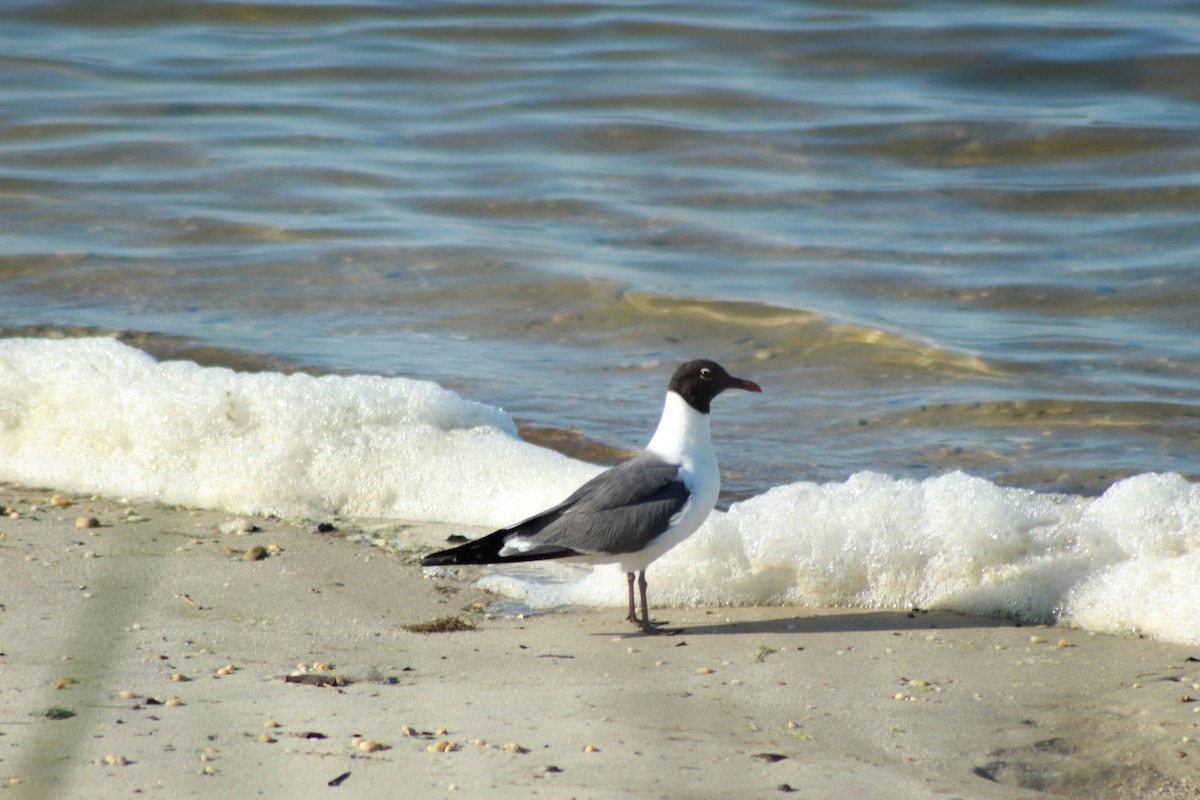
[699,368,713,380]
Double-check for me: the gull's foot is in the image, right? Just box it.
[638,618,681,636]
[623,614,679,635]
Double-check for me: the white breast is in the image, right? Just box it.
[617,391,721,573]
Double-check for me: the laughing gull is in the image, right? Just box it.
[421,359,762,632]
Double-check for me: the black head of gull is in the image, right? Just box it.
[669,359,763,414]
[421,359,762,634]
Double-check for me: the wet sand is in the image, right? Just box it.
[2,485,1198,799]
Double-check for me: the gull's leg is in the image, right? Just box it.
[636,570,680,635]
[625,571,639,624]
[638,571,651,627]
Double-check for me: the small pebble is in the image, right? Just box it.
[1029,635,1047,645]
[470,738,486,746]
[426,740,456,753]
[503,742,529,754]
[401,726,417,737]
[696,667,714,675]
[54,677,78,690]
[51,495,71,508]
[258,734,277,744]
[75,517,99,529]
[242,546,268,561]
[1056,639,1074,648]
[165,696,184,707]
[118,690,137,700]
[263,719,280,729]
[355,739,385,752]
[102,754,130,767]
[172,673,189,682]
[435,727,449,735]
[583,744,600,753]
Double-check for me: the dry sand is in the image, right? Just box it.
[2,484,1199,799]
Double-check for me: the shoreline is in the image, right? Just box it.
[2,484,1198,799]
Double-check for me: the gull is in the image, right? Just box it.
[421,359,762,631]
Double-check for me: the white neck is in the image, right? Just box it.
[645,391,713,466]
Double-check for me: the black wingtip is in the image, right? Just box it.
[421,534,583,567]
[420,528,511,567]
[420,547,483,567]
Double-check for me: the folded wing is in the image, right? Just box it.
[420,453,690,566]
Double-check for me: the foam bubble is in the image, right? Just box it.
[0,337,598,523]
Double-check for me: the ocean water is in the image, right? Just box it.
[2,2,1200,643]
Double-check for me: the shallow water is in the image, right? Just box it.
[3,2,1200,641]
[3,0,1200,496]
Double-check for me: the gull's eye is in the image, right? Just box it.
[699,368,713,380]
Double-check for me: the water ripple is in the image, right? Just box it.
[1,0,1199,493]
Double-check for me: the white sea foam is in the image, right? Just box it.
[4,338,1199,646]
[482,471,1200,646]
[0,337,598,523]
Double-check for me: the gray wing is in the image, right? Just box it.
[501,452,691,557]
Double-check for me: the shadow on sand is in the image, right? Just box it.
[594,608,1028,637]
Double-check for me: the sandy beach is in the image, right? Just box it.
[2,484,1198,800]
